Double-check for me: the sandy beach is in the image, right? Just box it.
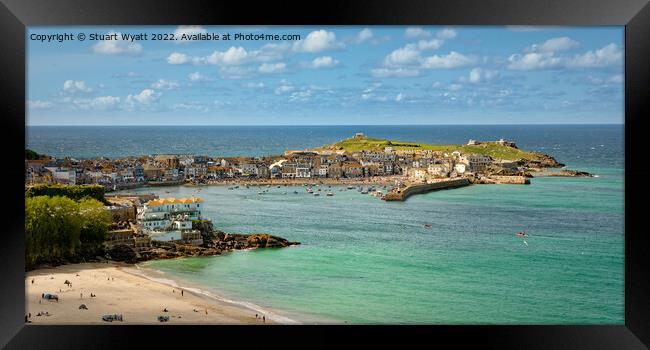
[25,262,282,325]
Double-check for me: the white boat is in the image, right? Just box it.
[314,193,320,196]
[326,192,334,196]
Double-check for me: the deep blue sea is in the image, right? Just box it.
[27,125,624,324]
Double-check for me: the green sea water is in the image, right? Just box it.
[132,166,623,324]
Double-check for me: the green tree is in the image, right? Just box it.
[25,149,39,160]
[25,195,111,269]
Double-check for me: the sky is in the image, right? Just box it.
[27,26,624,125]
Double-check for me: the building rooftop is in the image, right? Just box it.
[145,197,203,207]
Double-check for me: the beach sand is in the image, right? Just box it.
[25,262,276,325]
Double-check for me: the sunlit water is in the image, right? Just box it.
[31,125,623,324]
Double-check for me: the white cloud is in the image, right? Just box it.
[275,80,295,94]
[203,46,249,65]
[371,67,420,78]
[436,28,457,40]
[395,93,404,102]
[167,52,189,64]
[308,56,340,69]
[356,28,373,43]
[383,45,422,67]
[243,82,265,88]
[168,44,289,67]
[289,89,313,102]
[92,32,142,55]
[63,80,92,93]
[566,43,622,68]
[508,43,622,70]
[417,39,443,50]
[293,30,344,53]
[89,96,120,109]
[173,102,209,113]
[151,79,179,90]
[217,66,254,79]
[463,67,499,83]
[188,72,207,82]
[72,96,121,110]
[405,27,431,39]
[126,89,160,105]
[526,37,580,53]
[168,47,251,65]
[421,52,478,69]
[27,100,52,109]
[259,62,286,74]
[173,26,207,42]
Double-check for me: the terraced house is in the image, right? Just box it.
[138,197,203,232]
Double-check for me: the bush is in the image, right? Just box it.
[25,184,109,205]
[25,195,112,269]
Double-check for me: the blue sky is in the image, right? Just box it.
[27,26,624,125]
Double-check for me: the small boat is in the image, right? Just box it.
[361,190,368,194]
[423,224,432,228]
[326,192,334,196]
[228,187,234,190]
[317,188,321,191]
[314,193,320,196]
[293,191,299,194]
[516,231,527,237]
[277,186,281,188]
[234,185,239,189]
[258,192,263,195]
[347,186,355,190]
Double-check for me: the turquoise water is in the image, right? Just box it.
[42,124,620,324]
[131,167,623,324]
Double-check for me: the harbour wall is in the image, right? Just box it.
[383,178,471,201]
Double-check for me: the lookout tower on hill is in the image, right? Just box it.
[354,132,365,139]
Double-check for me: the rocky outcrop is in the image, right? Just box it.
[106,244,141,264]
[101,231,300,263]
[522,154,565,169]
[548,169,594,177]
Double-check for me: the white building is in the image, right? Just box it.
[296,164,312,178]
[45,167,76,185]
[460,154,491,172]
[139,197,203,232]
[318,165,328,177]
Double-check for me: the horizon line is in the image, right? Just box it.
[26,123,625,127]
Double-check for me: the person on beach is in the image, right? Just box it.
[181,290,183,296]
[31,279,34,284]
[263,315,265,323]
[80,293,83,299]
[255,314,258,319]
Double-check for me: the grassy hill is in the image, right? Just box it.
[315,136,547,162]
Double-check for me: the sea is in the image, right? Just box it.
[26,125,625,324]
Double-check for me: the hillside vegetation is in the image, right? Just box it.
[316,136,546,161]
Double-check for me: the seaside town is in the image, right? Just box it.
[26,133,569,193]
[23,134,595,324]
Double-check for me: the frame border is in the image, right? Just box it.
[1,0,648,348]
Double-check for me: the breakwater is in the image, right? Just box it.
[382,178,471,201]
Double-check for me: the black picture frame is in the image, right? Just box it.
[1,0,648,348]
